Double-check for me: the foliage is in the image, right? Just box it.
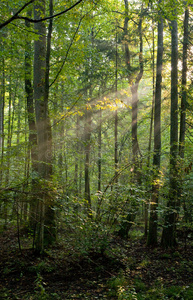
[0,0,193,297]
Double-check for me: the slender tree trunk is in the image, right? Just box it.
[25,10,38,228]
[145,17,155,237]
[4,72,13,228]
[0,56,5,183]
[161,10,178,248]
[0,54,5,223]
[179,8,189,158]
[130,83,140,170]
[84,29,93,212]
[115,26,118,185]
[84,106,92,210]
[75,115,80,195]
[124,0,143,175]
[43,0,56,245]
[98,109,102,192]
[118,2,143,238]
[147,18,155,169]
[179,7,189,223]
[16,98,21,145]
[33,0,47,252]
[130,14,143,175]
[148,2,163,246]
[23,110,29,222]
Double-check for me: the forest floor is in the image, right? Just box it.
[1,226,193,299]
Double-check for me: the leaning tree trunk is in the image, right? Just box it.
[147,1,163,246]
[161,11,178,248]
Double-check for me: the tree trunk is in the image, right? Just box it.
[119,1,143,237]
[43,0,56,245]
[0,55,5,183]
[33,0,47,252]
[16,98,21,145]
[124,0,143,175]
[98,109,102,192]
[84,29,94,213]
[33,0,55,252]
[84,106,92,210]
[4,71,13,228]
[148,2,163,246]
[74,115,80,195]
[115,26,118,185]
[130,83,140,169]
[25,11,38,228]
[179,8,189,158]
[145,16,155,238]
[161,13,178,248]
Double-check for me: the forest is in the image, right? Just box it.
[0,0,193,299]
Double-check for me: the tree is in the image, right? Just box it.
[179,7,189,158]
[0,0,83,29]
[33,0,55,252]
[25,9,38,228]
[118,0,144,238]
[0,42,5,183]
[147,0,163,246]
[0,0,193,257]
[123,0,144,177]
[161,1,178,248]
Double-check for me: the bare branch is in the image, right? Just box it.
[18,0,84,23]
[0,0,83,30]
[0,0,35,30]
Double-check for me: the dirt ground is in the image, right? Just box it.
[1,227,193,299]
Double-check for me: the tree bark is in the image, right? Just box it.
[161,12,178,248]
[179,8,189,158]
[98,109,102,192]
[0,55,5,183]
[84,106,92,210]
[43,0,56,245]
[25,10,38,228]
[33,0,56,252]
[148,1,163,246]
[115,26,118,185]
[124,2,143,175]
[33,0,47,252]
[119,1,143,237]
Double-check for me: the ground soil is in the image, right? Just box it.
[0,227,193,299]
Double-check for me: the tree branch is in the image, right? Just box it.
[18,0,84,22]
[0,0,83,30]
[49,15,84,88]
[0,0,35,30]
